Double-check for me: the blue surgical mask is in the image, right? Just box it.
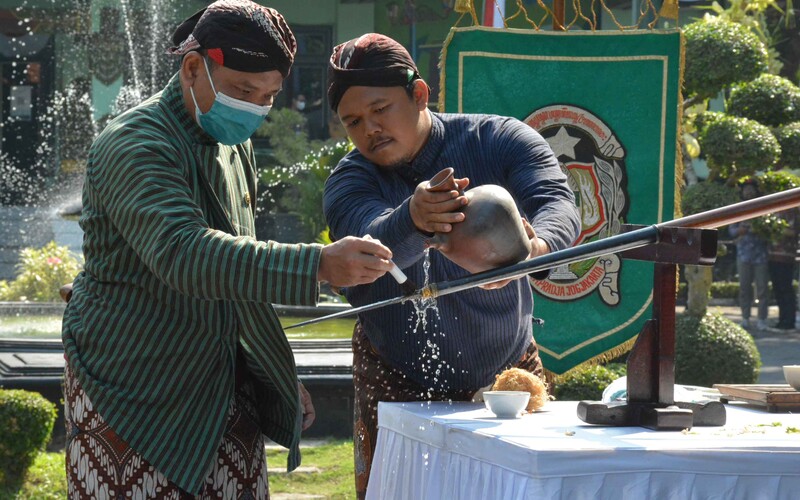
[190,58,271,145]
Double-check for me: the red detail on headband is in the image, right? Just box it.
[208,48,224,66]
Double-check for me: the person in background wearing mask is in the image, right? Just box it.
[293,93,307,112]
[61,1,393,497]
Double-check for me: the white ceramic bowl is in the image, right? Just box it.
[783,365,800,391]
[483,391,530,418]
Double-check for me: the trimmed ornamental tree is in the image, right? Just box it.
[681,15,794,325]
[553,363,627,401]
[775,122,800,169]
[683,18,768,103]
[675,13,793,386]
[696,112,781,180]
[675,313,761,387]
[727,74,800,127]
[0,390,58,489]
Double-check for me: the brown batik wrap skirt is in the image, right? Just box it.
[64,362,269,499]
[351,322,544,499]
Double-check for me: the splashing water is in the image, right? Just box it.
[406,248,461,395]
[410,248,439,332]
[1,0,186,212]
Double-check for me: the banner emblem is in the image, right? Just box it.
[526,105,630,306]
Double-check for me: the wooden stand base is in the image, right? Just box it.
[577,399,726,430]
[576,226,726,430]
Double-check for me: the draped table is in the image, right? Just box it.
[366,401,800,500]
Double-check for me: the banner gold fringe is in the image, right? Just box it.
[675,31,686,219]
[544,335,639,388]
[454,0,473,13]
[456,0,679,31]
[659,0,680,20]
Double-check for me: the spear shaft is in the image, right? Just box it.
[285,187,800,329]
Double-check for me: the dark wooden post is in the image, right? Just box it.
[553,0,565,31]
[577,226,725,430]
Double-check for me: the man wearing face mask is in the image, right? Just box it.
[61,1,393,497]
[293,93,307,112]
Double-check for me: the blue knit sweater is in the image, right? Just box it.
[324,112,580,391]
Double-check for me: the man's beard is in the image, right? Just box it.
[377,154,414,172]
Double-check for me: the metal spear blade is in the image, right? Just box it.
[283,187,800,330]
[284,224,661,329]
[283,293,417,329]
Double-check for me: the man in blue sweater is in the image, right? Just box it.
[323,33,580,497]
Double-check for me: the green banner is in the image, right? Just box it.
[440,28,682,375]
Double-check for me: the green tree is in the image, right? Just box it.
[681,12,797,319]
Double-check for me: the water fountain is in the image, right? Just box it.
[0,0,191,281]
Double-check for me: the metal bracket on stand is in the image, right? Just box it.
[576,224,727,430]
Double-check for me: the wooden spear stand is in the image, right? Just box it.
[577,224,727,429]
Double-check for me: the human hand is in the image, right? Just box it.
[318,236,394,287]
[410,177,470,234]
[299,382,315,431]
[523,218,550,258]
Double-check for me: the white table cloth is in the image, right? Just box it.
[367,401,800,500]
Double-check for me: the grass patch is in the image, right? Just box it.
[0,316,354,340]
[267,440,355,498]
[0,316,62,339]
[278,316,354,340]
[0,452,66,499]
[3,441,355,499]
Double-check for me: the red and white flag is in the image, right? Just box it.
[483,0,506,28]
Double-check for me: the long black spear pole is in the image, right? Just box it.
[285,187,800,329]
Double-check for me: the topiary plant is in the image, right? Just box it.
[775,122,800,169]
[683,18,769,101]
[746,169,800,195]
[728,74,800,127]
[680,181,738,216]
[697,113,780,180]
[675,312,761,387]
[0,389,58,488]
[552,363,627,401]
[710,281,741,299]
[736,171,800,242]
[692,110,726,137]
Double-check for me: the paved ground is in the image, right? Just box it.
[678,304,800,384]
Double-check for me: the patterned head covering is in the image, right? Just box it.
[327,33,421,112]
[168,0,296,76]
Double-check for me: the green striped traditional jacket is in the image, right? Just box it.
[62,73,322,493]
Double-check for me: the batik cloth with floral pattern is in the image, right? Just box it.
[64,362,269,499]
[351,322,544,499]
